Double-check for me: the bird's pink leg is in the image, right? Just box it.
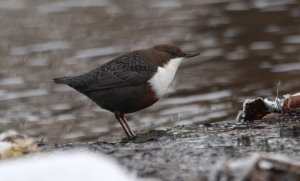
[115,112,131,138]
[120,113,136,137]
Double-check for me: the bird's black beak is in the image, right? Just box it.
[184,52,200,58]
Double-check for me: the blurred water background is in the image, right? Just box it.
[0,0,299,143]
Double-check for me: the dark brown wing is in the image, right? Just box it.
[55,50,157,92]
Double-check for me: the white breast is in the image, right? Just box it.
[148,57,183,98]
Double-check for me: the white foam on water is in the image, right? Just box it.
[50,103,72,111]
[0,77,24,86]
[10,41,71,55]
[160,90,232,105]
[283,35,300,44]
[271,62,300,72]
[37,0,112,13]
[149,0,181,8]
[57,114,76,121]
[252,0,295,9]
[74,46,124,59]
[0,0,25,10]
[0,89,48,101]
[249,41,274,50]
[226,2,249,11]
[160,104,204,116]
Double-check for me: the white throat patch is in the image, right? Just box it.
[148,57,183,98]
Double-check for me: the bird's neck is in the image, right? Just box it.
[163,57,183,71]
[148,57,184,98]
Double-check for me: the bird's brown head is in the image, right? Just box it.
[153,44,200,58]
[146,44,200,66]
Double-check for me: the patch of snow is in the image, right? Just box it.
[0,151,140,181]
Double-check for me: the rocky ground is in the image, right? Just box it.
[40,119,300,181]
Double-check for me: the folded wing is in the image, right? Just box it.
[54,51,157,93]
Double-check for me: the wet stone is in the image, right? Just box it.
[121,130,168,143]
[39,121,300,181]
[280,124,300,138]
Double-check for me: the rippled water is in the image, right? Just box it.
[0,0,299,143]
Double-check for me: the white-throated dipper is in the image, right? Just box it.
[54,44,200,138]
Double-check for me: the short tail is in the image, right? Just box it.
[53,76,85,90]
[53,77,70,84]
